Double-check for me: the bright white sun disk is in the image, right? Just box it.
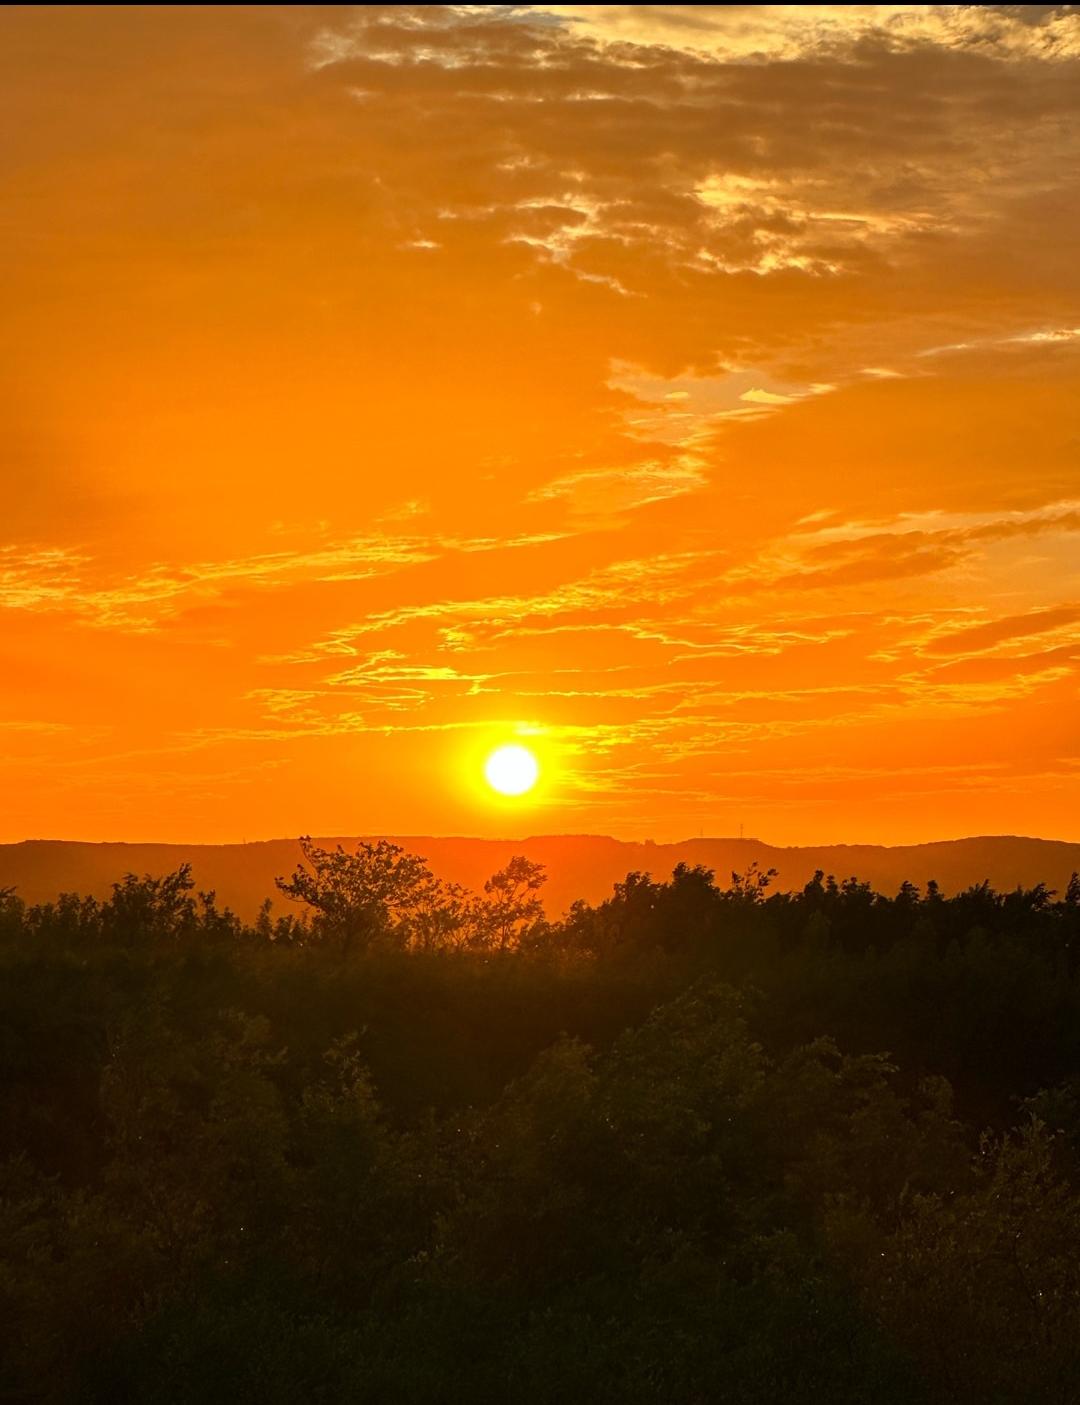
[484,743,539,796]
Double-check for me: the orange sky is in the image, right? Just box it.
[2,4,1079,846]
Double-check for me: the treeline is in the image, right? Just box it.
[3,839,1080,1402]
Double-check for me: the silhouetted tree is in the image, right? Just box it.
[276,837,443,954]
[477,856,547,949]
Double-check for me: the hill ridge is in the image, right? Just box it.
[2,833,1078,920]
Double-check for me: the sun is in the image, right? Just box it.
[484,743,540,797]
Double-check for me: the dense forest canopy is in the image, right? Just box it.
[4,839,1080,1402]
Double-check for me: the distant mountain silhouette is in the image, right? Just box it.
[2,834,1078,920]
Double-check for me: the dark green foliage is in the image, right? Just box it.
[3,855,1080,1401]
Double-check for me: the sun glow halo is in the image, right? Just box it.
[484,743,540,797]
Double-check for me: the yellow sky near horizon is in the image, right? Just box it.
[2,4,1079,846]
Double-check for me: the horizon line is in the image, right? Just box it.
[4,831,1078,852]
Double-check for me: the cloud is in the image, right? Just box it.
[526,457,707,514]
[921,604,1080,656]
[299,549,721,649]
[0,529,579,632]
[0,537,438,630]
[0,548,88,612]
[919,644,1079,686]
[535,5,1080,64]
[740,387,795,406]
